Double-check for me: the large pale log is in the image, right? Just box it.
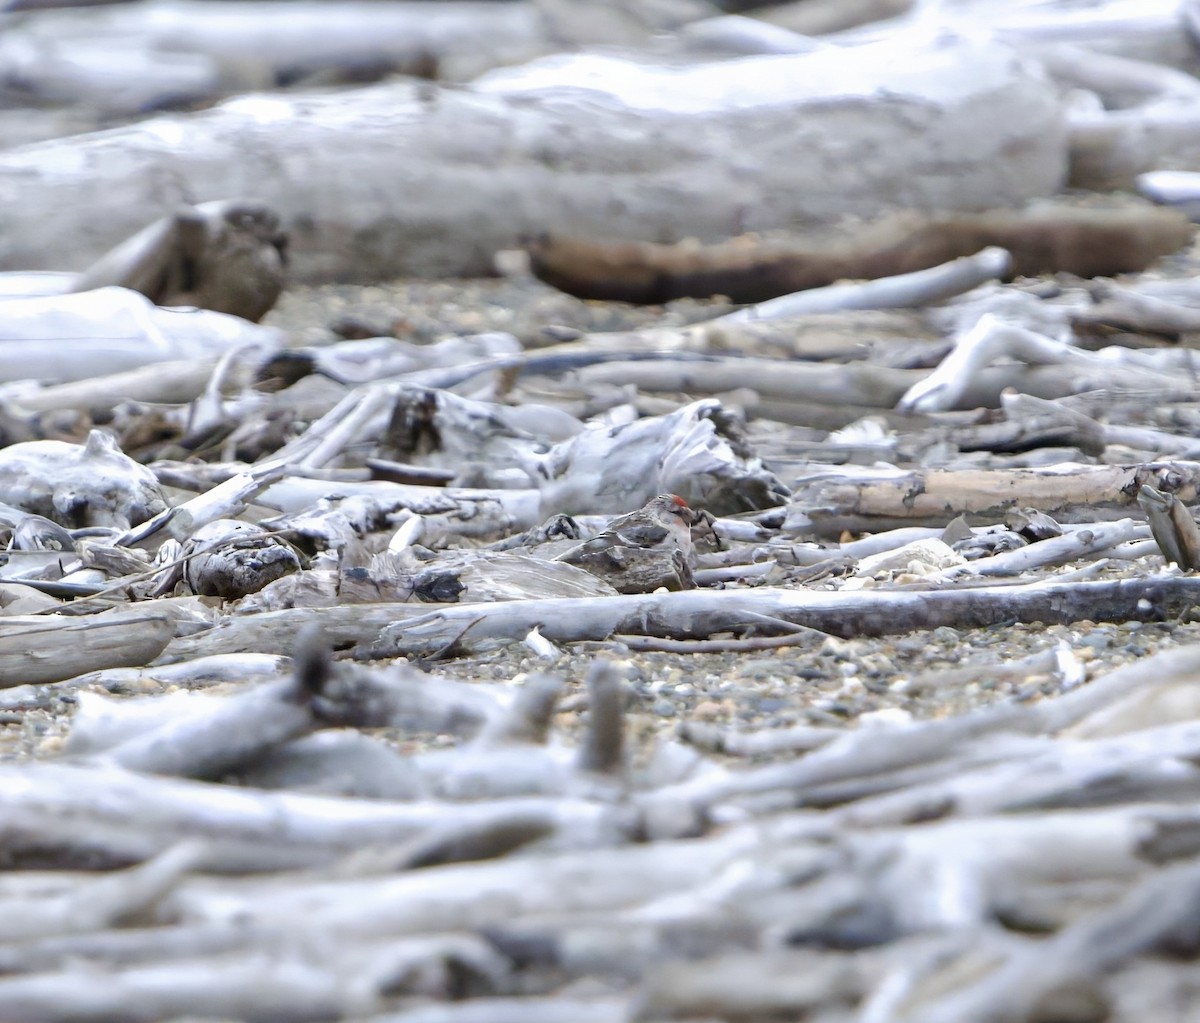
[164,825,763,929]
[0,39,1065,282]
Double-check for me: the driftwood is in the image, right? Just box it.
[72,200,287,322]
[0,38,1064,281]
[786,460,1200,536]
[0,610,174,686]
[5,641,1200,1017]
[0,288,280,384]
[364,575,1200,657]
[5,6,1200,1022]
[2,0,548,112]
[525,204,1191,304]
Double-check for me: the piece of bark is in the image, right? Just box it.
[526,205,1190,304]
[1137,483,1200,570]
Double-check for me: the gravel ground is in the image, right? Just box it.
[4,270,1192,764]
[266,272,1197,753]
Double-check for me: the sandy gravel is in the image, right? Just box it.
[3,269,1193,764]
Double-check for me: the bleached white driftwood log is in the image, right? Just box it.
[365,575,1200,657]
[785,460,1200,536]
[0,288,280,385]
[0,38,1064,281]
[0,610,174,686]
[835,0,1193,68]
[1,0,548,112]
[0,761,636,870]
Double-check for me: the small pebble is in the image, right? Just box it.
[692,700,727,720]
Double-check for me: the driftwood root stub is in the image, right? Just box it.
[72,200,287,322]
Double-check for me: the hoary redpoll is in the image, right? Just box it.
[554,494,697,593]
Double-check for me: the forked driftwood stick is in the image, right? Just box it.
[899,313,1181,413]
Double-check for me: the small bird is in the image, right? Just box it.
[554,494,697,593]
[558,495,695,560]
